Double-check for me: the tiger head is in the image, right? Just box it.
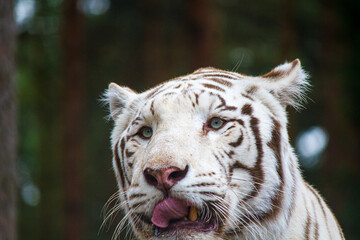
[105,59,308,239]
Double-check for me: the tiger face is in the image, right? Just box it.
[105,60,309,239]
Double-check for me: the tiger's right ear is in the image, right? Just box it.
[105,83,138,120]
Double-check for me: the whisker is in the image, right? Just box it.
[102,190,124,218]
[210,195,254,240]
[101,199,129,232]
[231,54,245,72]
[111,206,140,240]
[225,187,264,238]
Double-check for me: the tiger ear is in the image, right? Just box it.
[259,59,310,109]
[105,83,138,120]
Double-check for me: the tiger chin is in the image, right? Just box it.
[104,59,344,240]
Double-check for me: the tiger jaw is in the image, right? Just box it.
[151,202,218,238]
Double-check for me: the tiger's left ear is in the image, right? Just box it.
[259,59,310,109]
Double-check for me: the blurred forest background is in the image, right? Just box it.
[0,0,359,239]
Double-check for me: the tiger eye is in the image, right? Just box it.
[140,127,153,138]
[209,118,224,129]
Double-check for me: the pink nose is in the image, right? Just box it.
[143,165,189,192]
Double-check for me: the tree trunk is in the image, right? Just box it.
[142,1,170,87]
[185,0,220,69]
[280,0,296,61]
[280,0,297,141]
[318,0,359,236]
[61,0,85,239]
[0,0,17,239]
[319,0,358,169]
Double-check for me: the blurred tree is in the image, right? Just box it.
[280,0,298,140]
[280,0,296,60]
[27,1,63,239]
[318,0,360,237]
[61,0,86,239]
[14,0,360,239]
[0,0,17,239]
[185,0,220,69]
[319,0,358,172]
[142,0,170,87]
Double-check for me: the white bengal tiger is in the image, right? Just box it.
[104,59,344,240]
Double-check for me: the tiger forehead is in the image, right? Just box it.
[144,68,245,100]
[145,82,234,109]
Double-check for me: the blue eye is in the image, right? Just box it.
[140,127,153,139]
[209,117,224,129]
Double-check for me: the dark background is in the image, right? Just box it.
[10,0,360,239]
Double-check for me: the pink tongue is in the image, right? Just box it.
[151,198,189,228]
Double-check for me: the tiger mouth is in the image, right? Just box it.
[151,198,217,237]
[153,214,217,237]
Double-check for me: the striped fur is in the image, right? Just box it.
[104,59,344,239]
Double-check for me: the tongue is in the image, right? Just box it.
[151,198,189,228]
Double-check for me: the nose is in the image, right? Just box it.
[143,165,189,192]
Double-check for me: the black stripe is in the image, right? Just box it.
[114,140,126,189]
[304,194,311,240]
[214,153,227,176]
[224,150,234,159]
[312,200,319,240]
[224,125,236,137]
[241,93,254,101]
[265,118,284,220]
[130,116,142,127]
[163,92,177,97]
[119,138,131,184]
[145,84,163,99]
[202,83,225,92]
[306,183,332,239]
[245,117,264,200]
[241,104,253,115]
[287,156,297,222]
[229,133,243,147]
[174,83,182,89]
[145,84,167,99]
[198,191,225,199]
[130,200,148,209]
[190,182,216,187]
[207,78,233,87]
[246,86,258,95]
[305,210,311,239]
[211,93,237,111]
[236,119,244,126]
[221,106,237,111]
[150,100,155,116]
[194,93,199,105]
[196,73,240,80]
[125,149,134,158]
[129,193,146,201]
